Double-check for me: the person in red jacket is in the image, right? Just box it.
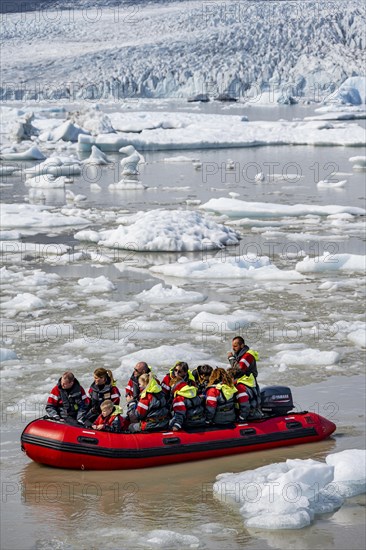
[227,336,258,378]
[227,335,262,416]
[227,336,263,420]
[128,373,169,433]
[227,365,251,421]
[205,368,237,425]
[161,361,196,404]
[92,399,128,433]
[169,364,206,431]
[46,371,89,424]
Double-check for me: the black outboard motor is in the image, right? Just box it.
[260,386,294,416]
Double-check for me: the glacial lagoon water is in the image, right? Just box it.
[1,101,365,549]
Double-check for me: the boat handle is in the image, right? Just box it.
[163,437,181,445]
[286,421,302,429]
[77,436,99,445]
[240,428,256,436]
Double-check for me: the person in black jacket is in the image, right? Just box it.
[192,364,213,398]
[46,371,89,424]
[84,368,121,425]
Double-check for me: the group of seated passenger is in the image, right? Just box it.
[46,336,263,433]
[46,367,121,427]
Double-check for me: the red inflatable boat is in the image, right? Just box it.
[21,411,336,470]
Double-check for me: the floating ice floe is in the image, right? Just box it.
[1,267,61,287]
[0,230,22,240]
[0,203,89,229]
[296,253,366,273]
[87,299,139,319]
[55,250,112,265]
[90,183,102,192]
[304,110,366,121]
[119,145,145,163]
[0,165,21,176]
[11,112,39,141]
[92,209,240,252]
[0,348,18,362]
[79,133,127,152]
[74,229,100,243]
[120,150,141,175]
[185,199,201,206]
[187,301,230,314]
[326,449,366,497]
[272,347,340,367]
[78,134,96,152]
[82,145,112,165]
[39,120,90,142]
[193,161,202,170]
[316,179,347,188]
[0,243,70,263]
[135,283,205,304]
[0,145,46,161]
[24,156,82,177]
[145,530,199,548]
[1,292,46,315]
[77,110,366,151]
[255,172,265,182]
[150,256,304,280]
[318,319,366,350]
[349,155,366,170]
[163,155,197,162]
[200,197,366,218]
[213,448,366,530]
[65,190,87,203]
[76,110,115,135]
[77,275,116,293]
[71,112,366,152]
[190,310,261,331]
[109,178,147,190]
[24,174,66,189]
[347,329,366,348]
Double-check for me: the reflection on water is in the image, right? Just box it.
[13,439,338,550]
